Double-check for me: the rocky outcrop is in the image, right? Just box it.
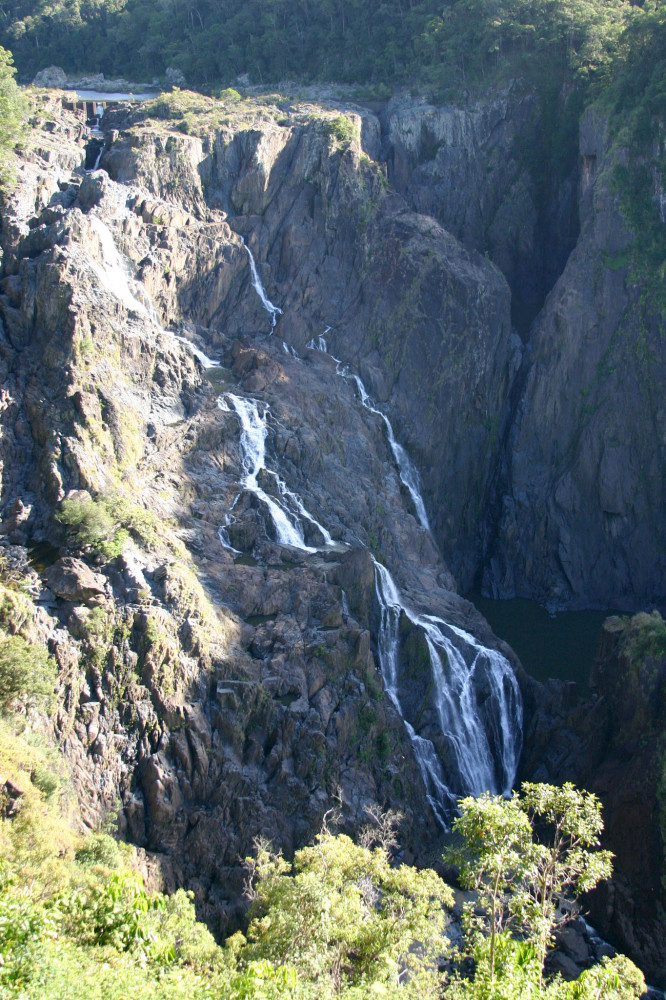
[381,84,577,335]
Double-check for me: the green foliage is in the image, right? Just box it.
[58,492,161,558]
[218,87,242,102]
[0,45,27,189]
[240,830,453,995]
[0,634,56,712]
[0,0,635,97]
[619,610,666,663]
[0,770,646,1000]
[58,495,126,557]
[448,782,614,988]
[450,791,533,982]
[61,870,163,952]
[325,115,358,145]
[445,934,644,1000]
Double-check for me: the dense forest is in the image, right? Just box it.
[0,0,657,99]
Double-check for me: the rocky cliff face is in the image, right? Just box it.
[0,92,523,936]
[1,81,664,962]
[482,108,666,610]
[94,85,665,612]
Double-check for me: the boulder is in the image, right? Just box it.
[33,66,67,89]
[44,558,107,604]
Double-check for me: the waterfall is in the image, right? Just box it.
[307,327,331,353]
[219,381,522,823]
[306,336,429,530]
[338,368,430,530]
[301,333,522,818]
[87,145,103,172]
[88,215,220,368]
[88,214,156,317]
[88,216,522,821]
[243,241,282,329]
[176,336,220,369]
[373,559,522,822]
[221,393,334,552]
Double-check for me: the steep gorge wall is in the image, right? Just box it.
[482,109,666,610]
[0,94,524,936]
[103,100,519,593]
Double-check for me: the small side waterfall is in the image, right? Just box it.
[339,369,430,530]
[307,327,331,353]
[243,241,282,329]
[307,337,429,530]
[374,560,522,821]
[221,393,334,552]
[87,145,103,172]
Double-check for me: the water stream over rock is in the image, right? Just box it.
[243,240,282,329]
[220,393,334,552]
[89,212,522,828]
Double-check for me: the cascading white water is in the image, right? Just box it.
[92,215,522,821]
[88,214,155,317]
[87,146,103,172]
[302,334,522,819]
[243,241,282,329]
[307,327,331,353]
[374,559,522,822]
[305,337,429,529]
[221,393,334,552]
[176,337,220,369]
[88,215,220,369]
[340,369,430,530]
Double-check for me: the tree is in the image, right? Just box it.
[0,46,27,190]
[449,792,533,986]
[235,829,453,996]
[448,782,614,989]
[520,781,613,972]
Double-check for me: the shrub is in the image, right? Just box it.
[58,493,161,558]
[0,635,56,712]
[324,114,358,144]
[218,87,242,102]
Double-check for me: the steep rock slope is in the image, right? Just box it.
[382,84,578,336]
[0,93,523,935]
[102,97,519,590]
[483,109,666,610]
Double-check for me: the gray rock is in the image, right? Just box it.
[33,66,67,89]
[44,558,107,604]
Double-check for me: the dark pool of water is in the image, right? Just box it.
[27,541,61,574]
[467,591,617,692]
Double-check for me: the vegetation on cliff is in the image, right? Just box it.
[0,563,638,998]
[0,46,26,188]
[0,604,644,1000]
